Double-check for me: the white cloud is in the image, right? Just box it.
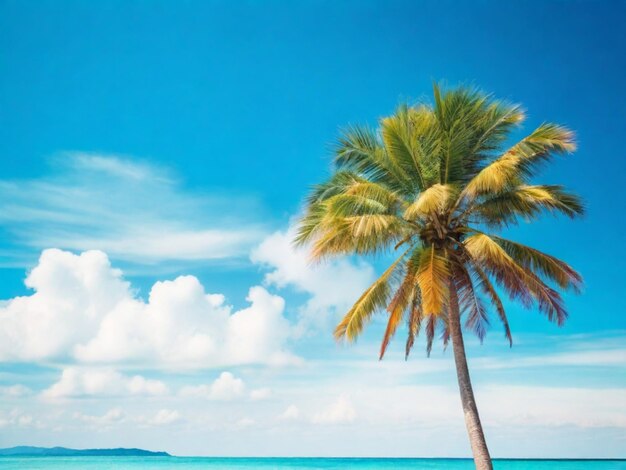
[75,407,182,427]
[180,372,245,400]
[1,369,625,457]
[311,394,357,425]
[0,153,266,267]
[41,367,168,398]
[278,405,301,421]
[236,417,256,428]
[0,409,43,429]
[146,409,182,426]
[70,153,162,181]
[251,228,375,330]
[474,349,626,370]
[249,388,272,401]
[76,408,127,426]
[17,414,34,426]
[0,385,32,397]
[0,249,298,368]
[0,249,128,361]
[479,385,626,429]
[307,382,626,431]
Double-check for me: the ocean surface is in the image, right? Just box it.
[0,457,625,469]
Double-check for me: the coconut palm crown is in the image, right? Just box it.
[295,85,583,469]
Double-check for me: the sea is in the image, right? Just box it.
[0,457,625,469]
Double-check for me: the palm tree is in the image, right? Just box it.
[295,85,583,469]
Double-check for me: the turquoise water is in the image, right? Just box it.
[0,457,625,469]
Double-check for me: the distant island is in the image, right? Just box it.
[0,446,170,457]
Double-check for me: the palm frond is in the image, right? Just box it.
[474,184,584,227]
[416,245,449,316]
[425,314,436,357]
[435,84,482,184]
[334,125,410,193]
[295,171,369,246]
[462,154,521,199]
[491,235,583,292]
[323,181,405,219]
[468,102,525,159]
[294,201,328,246]
[304,171,368,205]
[404,291,423,359]
[471,262,512,345]
[334,249,409,341]
[523,270,568,325]
[380,247,424,359]
[309,214,407,259]
[464,233,533,307]
[455,266,489,343]
[345,181,406,208]
[464,233,568,324]
[381,105,441,192]
[463,124,576,199]
[433,84,524,183]
[404,184,457,220]
[334,125,383,173]
[380,282,414,360]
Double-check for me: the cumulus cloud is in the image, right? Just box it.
[180,374,273,401]
[205,372,245,400]
[42,368,168,398]
[0,249,298,368]
[311,394,357,425]
[0,249,129,361]
[251,228,375,330]
[180,372,245,400]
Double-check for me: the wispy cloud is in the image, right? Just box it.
[473,349,626,370]
[0,152,268,269]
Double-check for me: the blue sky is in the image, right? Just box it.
[0,0,625,458]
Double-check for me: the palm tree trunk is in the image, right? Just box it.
[448,282,493,470]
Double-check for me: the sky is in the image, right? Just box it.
[0,0,625,459]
